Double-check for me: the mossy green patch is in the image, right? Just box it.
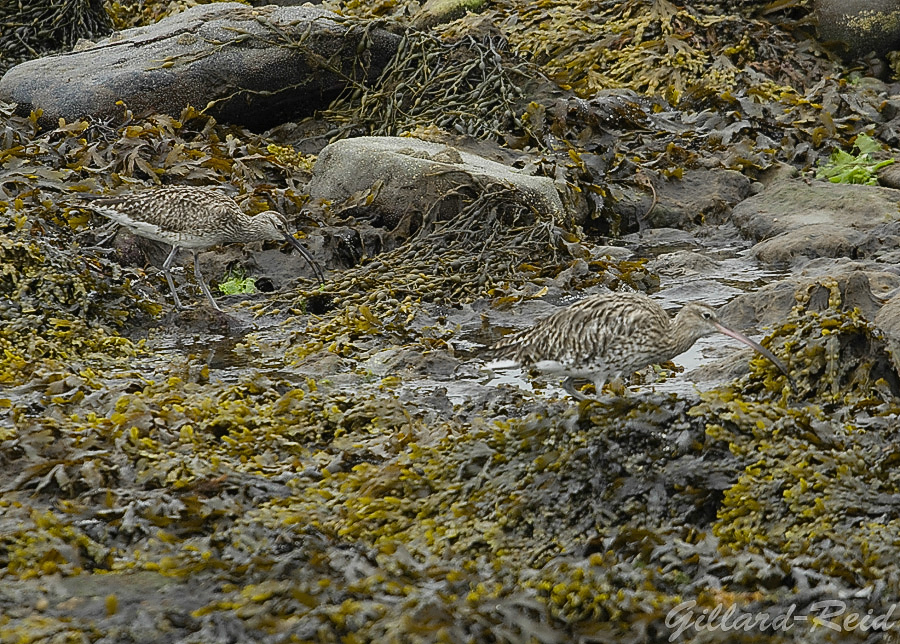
[218,267,257,295]
[816,133,895,185]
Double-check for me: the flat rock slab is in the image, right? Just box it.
[607,168,751,232]
[648,168,751,228]
[0,3,399,130]
[730,179,900,264]
[308,136,565,227]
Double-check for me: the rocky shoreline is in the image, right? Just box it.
[2,1,900,642]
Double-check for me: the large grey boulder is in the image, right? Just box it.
[0,3,399,130]
[729,179,900,264]
[308,136,565,227]
[815,0,900,59]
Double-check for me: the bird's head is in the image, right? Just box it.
[253,210,295,242]
[676,302,723,340]
[676,301,795,390]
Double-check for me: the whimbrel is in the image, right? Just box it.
[488,292,794,400]
[83,186,325,311]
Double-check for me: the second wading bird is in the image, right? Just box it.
[83,186,326,311]
[488,291,794,400]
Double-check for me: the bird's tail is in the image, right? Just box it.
[483,329,528,367]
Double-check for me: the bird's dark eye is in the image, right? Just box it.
[703,311,712,319]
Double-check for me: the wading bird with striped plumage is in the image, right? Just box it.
[488,291,794,400]
[83,186,325,311]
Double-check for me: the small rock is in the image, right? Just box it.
[413,0,488,29]
[751,224,864,264]
[590,245,633,260]
[874,294,900,375]
[644,169,752,229]
[646,250,719,277]
[876,160,900,189]
[621,227,701,254]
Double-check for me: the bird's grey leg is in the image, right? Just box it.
[162,245,184,310]
[192,250,223,312]
[562,377,587,401]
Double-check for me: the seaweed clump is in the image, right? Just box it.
[731,277,900,408]
[497,0,800,101]
[0,360,736,641]
[0,209,144,384]
[323,29,533,142]
[685,281,900,625]
[105,0,246,30]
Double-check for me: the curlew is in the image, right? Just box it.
[83,186,325,311]
[488,291,794,400]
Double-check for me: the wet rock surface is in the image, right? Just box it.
[640,168,752,230]
[3,1,900,642]
[730,179,900,264]
[722,262,900,329]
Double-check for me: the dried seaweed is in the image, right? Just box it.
[105,0,243,30]
[322,29,531,141]
[0,0,112,75]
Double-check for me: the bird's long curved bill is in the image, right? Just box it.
[283,233,326,286]
[714,322,797,392]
